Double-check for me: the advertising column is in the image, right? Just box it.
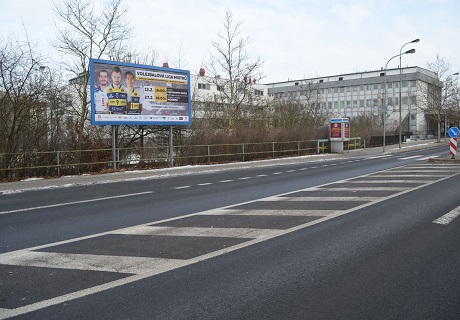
[330,118,350,153]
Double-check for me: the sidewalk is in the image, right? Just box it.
[0,139,449,194]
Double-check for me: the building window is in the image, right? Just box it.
[410,80,416,87]
[373,83,379,90]
[198,83,210,90]
[387,82,392,89]
[339,77,343,81]
[402,80,408,87]
[217,85,224,91]
[254,89,264,96]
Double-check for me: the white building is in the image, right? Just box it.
[264,66,441,137]
[188,66,442,137]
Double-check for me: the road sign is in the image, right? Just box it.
[448,127,459,138]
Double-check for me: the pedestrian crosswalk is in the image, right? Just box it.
[1,162,459,317]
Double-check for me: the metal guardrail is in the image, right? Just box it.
[0,138,361,180]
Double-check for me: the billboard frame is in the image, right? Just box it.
[90,58,192,126]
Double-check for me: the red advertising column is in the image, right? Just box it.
[330,118,350,153]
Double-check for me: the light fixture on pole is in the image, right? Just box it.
[399,39,419,148]
[444,72,459,141]
[383,48,416,153]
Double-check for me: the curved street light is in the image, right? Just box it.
[383,48,416,153]
[399,39,420,148]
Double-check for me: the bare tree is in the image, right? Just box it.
[0,34,51,178]
[417,55,451,142]
[52,0,133,170]
[270,80,328,129]
[446,79,460,129]
[206,10,264,129]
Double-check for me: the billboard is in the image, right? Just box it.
[90,58,191,126]
[330,118,350,141]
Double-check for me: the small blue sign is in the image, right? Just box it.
[448,127,459,138]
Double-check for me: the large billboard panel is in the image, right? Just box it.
[90,59,191,126]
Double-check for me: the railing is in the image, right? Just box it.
[0,137,362,180]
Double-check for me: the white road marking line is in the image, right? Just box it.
[239,177,251,180]
[175,186,191,189]
[0,191,153,215]
[286,170,296,172]
[118,226,278,239]
[204,208,337,216]
[433,206,460,225]
[399,155,422,160]
[198,182,213,186]
[0,251,181,275]
[282,196,380,201]
[220,180,233,183]
[419,156,439,160]
[367,155,393,159]
[273,172,283,175]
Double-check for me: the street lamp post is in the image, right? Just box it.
[399,39,419,148]
[383,49,416,153]
[443,72,459,141]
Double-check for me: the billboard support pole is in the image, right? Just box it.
[112,125,117,170]
[169,126,174,167]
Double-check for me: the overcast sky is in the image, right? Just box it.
[3,0,460,83]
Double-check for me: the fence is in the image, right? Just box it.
[369,134,407,147]
[0,137,362,180]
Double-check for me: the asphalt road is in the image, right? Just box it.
[1,142,460,319]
